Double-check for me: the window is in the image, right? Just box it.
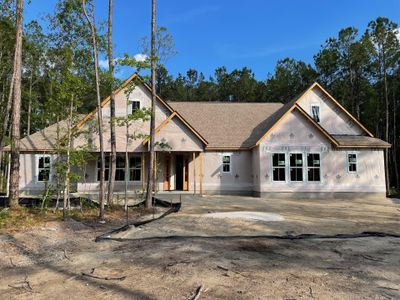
[307,153,321,182]
[131,101,140,114]
[129,156,141,181]
[272,153,286,181]
[347,153,357,173]
[290,153,303,181]
[97,156,110,181]
[222,155,231,173]
[115,156,126,181]
[311,104,320,123]
[37,155,51,182]
[97,155,141,181]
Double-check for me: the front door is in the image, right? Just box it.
[175,155,189,191]
[164,156,171,191]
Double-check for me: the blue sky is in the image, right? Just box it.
[25,0,400,80]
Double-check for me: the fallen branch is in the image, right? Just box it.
[95,197,181,242]
[81,272,126,281]
[217,265,229,271]
[8,275,33,292]
[187,285,204,300]
[63,249,72,261]
[360,254,383,262]
[9,257,16,267]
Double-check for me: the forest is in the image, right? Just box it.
[0,0,399,194]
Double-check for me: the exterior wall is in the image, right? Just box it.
[18,153,58,197]
[297,87,364,135]
[73,84,171,152]
[258,110,386,193]
[76,154,148,195]
[154,117,203,152]
[200,151,253,194]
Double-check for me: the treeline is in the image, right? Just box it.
[156,19,399,190]
[0,1,398,190]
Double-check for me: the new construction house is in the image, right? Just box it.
[4,73,391,199]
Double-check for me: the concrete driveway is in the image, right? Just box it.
[115,194,400,239]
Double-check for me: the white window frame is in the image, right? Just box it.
[347,152,358,174]
[221,153,232,174]
[35,154,52,183]
[271,152,287,182]
[130,100,141,114]
[306,152,321,183]
[310,103,321,123]
[289,152,304,182]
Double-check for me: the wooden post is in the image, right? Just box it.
[141,152,145,192]
[193,152,196,195]
[199,152,203,195]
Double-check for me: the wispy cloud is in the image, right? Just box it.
[99,59,109,69]
[134,53,148,62]
[214,41,319,59]
[165,5,220,24]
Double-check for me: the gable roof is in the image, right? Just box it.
[143,111,208,146]
[74,73,174,130]
[251,82,373,148]
[168,102,284,149]
[3,115,85,152]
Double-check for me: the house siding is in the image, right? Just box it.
[258,110,386,194]
[297,87,364,135]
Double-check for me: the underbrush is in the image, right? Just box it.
[0,204,147,233]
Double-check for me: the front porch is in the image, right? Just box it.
[75,151,204,200]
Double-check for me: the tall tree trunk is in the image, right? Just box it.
[392,88,399,189]
[106,0,116,207]
[145,0,156,209]
[8,0,24,209]
[0,67,16,168]
[383,65,390,195]
[82,0,105,222]
[63,96,74,220]
[27,71,33,135]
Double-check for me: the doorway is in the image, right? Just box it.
[175,155,189,191]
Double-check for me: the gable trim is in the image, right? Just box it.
[294,104,340,146]
[252,82,373,148]
[314,83,374,137]
[74,73,174,130]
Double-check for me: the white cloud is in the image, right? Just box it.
[99,59,109,69]
[134,53,148,62]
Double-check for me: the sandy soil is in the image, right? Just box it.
[0,195,399,299]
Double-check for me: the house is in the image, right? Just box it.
[4,73,391,199]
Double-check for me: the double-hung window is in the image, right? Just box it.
[97,156,110,181]
[307,153,321,182]
[97,155,141,181]
[129,156,141,181]
[272,153,286,181]
[222,155,231,173]
[290,153,303,182]
[347,153,357,173]
[131,101,140,114]
[37,155,51,182]
[311,104,320,123]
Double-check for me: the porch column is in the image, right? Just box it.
[199,152,203,195]
[141,152,145,192]
[193,152,196,194]
[153,151,157,192]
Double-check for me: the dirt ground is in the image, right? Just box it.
[0,195,399,300]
